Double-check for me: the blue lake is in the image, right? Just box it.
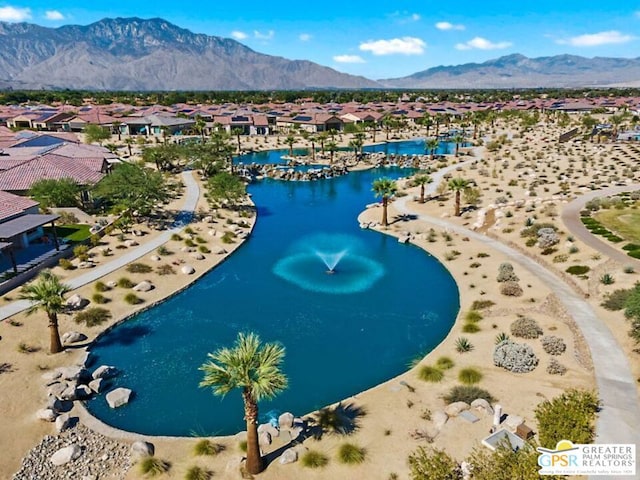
[86,145,460,436]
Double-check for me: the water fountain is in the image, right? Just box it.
[273,233,385,294]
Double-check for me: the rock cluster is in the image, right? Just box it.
[493,340,539,373]
[13,424,131,479]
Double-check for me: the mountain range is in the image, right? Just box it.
[1,17,639,91]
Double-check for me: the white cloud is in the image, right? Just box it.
[254,30,274,40]
[455,36,512,50]
[0,6,32,22]
[45,10,64,21]
[556,30,634,47]
[231,30,248,40]
[299,33,311,42]
[333,54,366,64]
[390,11,421,24]
[359,37,426,55]
[435,21,465,31]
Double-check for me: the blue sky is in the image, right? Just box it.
[2,2,639,79]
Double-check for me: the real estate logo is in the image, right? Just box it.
[537,440,636,476]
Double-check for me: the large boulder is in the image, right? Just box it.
[106,388,132,408]
[445,402,470,417]
[58,365,87,382]
[133,281,153,292]
[36,408,58,422]
[279,448,298,465]
[181,265,195,275]
[60,385,79,401]
[55,413,72,433]
[471,399,494,416]
[47,383,68,400]
[190,252,205,260]
[432,410,449,430]
[66,294,87,310]
[130,441,154,461]
[61,331,87,345]
[88,378,105,394]
[124,240,139,247]
[278,412,294,430]
[41,370,62,383]
[92,365,117,380]
[258,423,279,438]
[258,431,272,447]
[50,444,82,466]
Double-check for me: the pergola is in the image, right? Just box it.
[0,214,60,273]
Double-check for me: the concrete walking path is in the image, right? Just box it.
[561,184,640,267]
[0,170,200,322]
[393,195,640,448]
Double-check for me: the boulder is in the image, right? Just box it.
[432,410,449,430]
[124,240,139,247]
[215,248,227,255]
[75,385,92,400]
[444,402,470,417]
[46,395,64,412]
[130,441,154,461]
[61,331,87,345]
[279,448,298,465]
[41,371,62,383]
[55,413,71,433]
[66,294,87,310]
[190,252,205,260]
[58,365,86,382]
[50,444,82,466]
[181,265,195,275]
[106,281,117,288]
[92,365,117,380]
[60,385,79,401]
[88,378,105,394]
[258,431,272,447]
[133,281,153,292]
[180,246,194,253]
[471,398,494,416]
[203,216,213,223]
[77,262,94,269]
[36,408,58,422]
[258,423,279,438]
[278,412,294,430]
[207,230,216,237]
[150,255,162,262]
[106,388,132,408]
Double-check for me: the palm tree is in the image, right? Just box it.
[285,134,296,157]
[124,137,134,156]
[309,134,316,161]
[112,120,122,141]
[326,141,338,164]
[194,115,207,141]
[231,127,244,154]
[317,132,329,155]
[413,174,433,203]
[448,177,470,216]
[19,271,71,354]
[200,332,287,475]
[425,138,439,160]
[452,134,465,157]
[372,177,398,227]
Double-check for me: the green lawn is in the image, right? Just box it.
[594,205,640,244]
[44,224,92,243]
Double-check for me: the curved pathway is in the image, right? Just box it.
[561,184,640,266]
[0,170,200,321]
[394,196,640,448]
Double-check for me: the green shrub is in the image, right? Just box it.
[601,289,632,310]
[462,323,481,333]
[184,466,211,480]
[599,273,615,285]
[184,239,196,247]
[198,245,210,254]
[443,385,495,404]
[91,293,109,304]
[465,310,483,323]
[302,450,329,468]
[535,389,599,446]
[75,307,111,327]
[500,281,523,297]
[193,439,224,456]
[157,245,171,256]
[566,265,590,275]
[455,337,474,353]
[117,277,134,288]
[435,356,455,370]
[170,233,182,241]
[238,440,247,452]
[624,265,635,274]
[126,262,152,274]
[337,443,366,464]
[628,250,640,259]
[221,231,236,244]
[495,332,510,344]
[195,236,207,244]
[458,368,483,385]
[471,299,495,310]
[73,245,89,260]
[58,258,75,270]
[138,457,170,476]
[623,243,640,251]
[408,447,461,480]
[94,281,109,292]
[418,365,444,382]
[124,293,143,305]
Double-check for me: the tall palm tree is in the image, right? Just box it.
[448,177,470,216]
[112,120,122,141]
[452,134,465,156]
[372,177,398,227]
[326,141,338,164]
[317,132,329,155]
[309,134,316,161]
[413,174,433,203]
[285,134,296,157]
[124,137,134,156]
[231,127,244,153]
[19,271,71,354]
[194,115,207,141]
[425,138,439,160]
[200,332,287,475]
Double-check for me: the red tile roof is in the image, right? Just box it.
[0,190,39,222]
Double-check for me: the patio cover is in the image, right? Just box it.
[0,214,60,240]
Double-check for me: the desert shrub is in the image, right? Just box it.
[495,332,510,344]
[157,245,171,256]
[623,243,640,251]
[435,356,454,370]
[471,299,495,310]
[458,368,483,385]
[418,366,444,383]
[238,440,247,452]
[455,337,474,353]
[601,289,632,311]
[195,236,207,244]
[547,358,567,376]
[541,336,566,355]
[408,447,461,480]
[553,254,568,263]
[198,245,211,254]
[628,250,640,259]
[170,233,182,241]
[221,231,236,244]
[535,389,599,446]
[59,258,75,270]
[443,385,496,404]
[126,262,152,274]
[117,277,134,288]
[500,281,523,297]
[466,442,543,480]
[91,293,109,304]
[94,281,109,292]
[302,450,329,468]
[75,307,111,327]
[156,264,176,275]
[540,247,557,256]
[124,293,143,305]
[497,262,518,282]
[184,466,212,480]
[566,265,590,275]
[599,273,615,285]
[337,443,366,464]
[193,439,224,456]
[623,265,635,274]
[493,340,539,373]
[537,227,560,248]
[510,316,543,339]
[465,310,483,323]
[462,323,481,333]
[525,238,537,247]
[184,239,196,247]
[73,245,89,261]
[138,457,170,476]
